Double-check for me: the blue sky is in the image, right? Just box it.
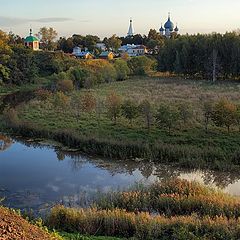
[0,0,239,39]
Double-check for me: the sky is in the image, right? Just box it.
[0,0,239,39]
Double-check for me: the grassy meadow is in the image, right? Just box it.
[3,77,240,170]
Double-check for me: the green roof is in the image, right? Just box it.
[25,35,39,42]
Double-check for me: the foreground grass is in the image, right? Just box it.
[47,180,240,240]
[97,179,240,218]
[60,233,124,240]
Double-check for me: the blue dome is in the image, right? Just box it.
[174,26,179,32]
[159,25,164,32]
[164,17,174,31]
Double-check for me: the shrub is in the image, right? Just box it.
[114,59,130,81]
[211,99,237,133]
[156,104,180,134]
[57,80,74,93]
[106,91,122,124]
[35,89,52,101]
[121,100,139,124]
[128,56,155,75]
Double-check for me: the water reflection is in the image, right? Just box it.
[57,149,240,190]
[0,135,13,152]
[1,135,240,213]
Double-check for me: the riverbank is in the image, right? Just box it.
[1,77,240,171]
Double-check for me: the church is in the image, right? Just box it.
[126,13,179,38]
[24,29,40,51]
[160,13,179,38]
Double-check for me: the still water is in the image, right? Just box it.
[0,134,240,212]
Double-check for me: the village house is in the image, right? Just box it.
[99,51,114,60]
[72,46,94,59]
[78,51,94,59]
[119,44,147,57]
[96,43,107,51]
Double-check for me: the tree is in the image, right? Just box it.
[57,37,74,53]
[8,45,38,85]
[38,27,58,51]
[128,56,155,75]
[178,103,193,126]
[202,100,214,132]
[114,59,130,81]
[104,34,122,52]
[0,30,12,83]
[106,91,122,124]
[121,99,139,124]
[156,104,180,134]
[139,100,153,132]
[52,91,70,113]
[82,35,100,51]
[147,29,164,54]
[8,32,24,46]
[68,67,91,89]
[211,99,237,133]
[80,92,96,114]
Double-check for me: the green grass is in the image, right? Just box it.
[60,232,124,240]
[4,77,240,170]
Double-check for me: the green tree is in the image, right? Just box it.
[104,34,122,52]
[156,104,180,134]
[8,45,38,85]
[114,59,130,81]
[121,99,139,124]
[0,30,12,83]
[128,56,155,75]
[202,100,214,132]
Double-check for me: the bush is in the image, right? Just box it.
[57,80,74,93]
[121,99,139,124]
[128,56,155,75]
[156,104,180,134]
[114,59,130,81]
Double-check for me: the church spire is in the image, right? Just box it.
[127,18,134,37]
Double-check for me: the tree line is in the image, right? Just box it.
[158,31,240,80]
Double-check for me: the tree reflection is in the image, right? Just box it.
[0,135,13,152]
[4,134,240,192]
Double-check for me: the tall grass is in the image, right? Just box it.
[97,179,240,218]
[48,206,240,240]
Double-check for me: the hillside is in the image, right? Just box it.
[0,206,57,240]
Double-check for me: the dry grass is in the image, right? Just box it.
[90,77,240,111]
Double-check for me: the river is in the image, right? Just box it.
[0,134,240,213]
